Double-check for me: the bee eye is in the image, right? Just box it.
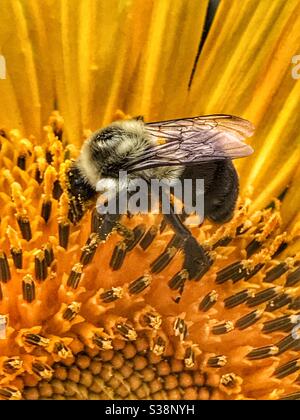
[73,178,82,186]
[94,126,123,143]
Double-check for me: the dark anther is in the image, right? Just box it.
[150,248,177,274]
[23,333,50,348]
[279,392,300,401]
[289,297,300,310]
[264,262,288,283]
[212,321,234,335]
[17,155,26,170]
[41,200,52,223]
[167,234,185,249]
[110,241,127,270]
[139,226,158,250]
[22,275,35,303]
[276,333,300,355]
[247,345,278,360]
[35,168,43,184]
[115,323,137,341]
[125,224,146,251]
[285,266,300,287]
[272,241,288,257]
[11,248,22,269]
[235,310,262,330]
[216,261,245,284]
[128,275,151,295]
[246,239,262,257]
[62,302,81,321]
[266,293,292,312]
[34,251,48,281]
[43,243,54,266]
[99,287,123,303]
[159,218,167,233]
[45,150,53,164]
[247,287,277,307]
[67,264,83,289]
[0,252,11,283]
[31,361,53,379]
[17,216,32,241]
[52,180,63,200]
[91,209,105,234]
[207,355,227,368]
[168,269,188,291]
[244,263,264,280]
[92,334,112,350]
[80,234,99,266]
[199,290,218,312]
[58,222,70,249]
[212,236,232,250]
[262,314,296,334]
[274,358,300,379]
[224,289,253,309]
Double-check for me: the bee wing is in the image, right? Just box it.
[124,114,254,172]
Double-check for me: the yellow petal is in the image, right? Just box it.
[78,0,208,131]
[0,73,24,133]
[0,0,41,137]
[78,0,155,131]
[126,0,209,121]
[19,0,55,129]
[281,164,300,228]
[38,0,82,145]
[186,0,300,211]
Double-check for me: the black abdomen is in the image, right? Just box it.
[181,160,239,223]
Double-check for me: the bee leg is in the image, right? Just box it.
[115,222,135,241]
[97,212,121,241]
[163,208,212,280]
[132,115,144,122]
[183,234,213,279]
[96,191,131,241]
[127,209,134,219]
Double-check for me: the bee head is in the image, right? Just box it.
[68,119,150,223]
[66,163,97,224]
[77,120,150,181]
[89,126,127,174]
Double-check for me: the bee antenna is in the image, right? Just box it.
[132,115,144,122]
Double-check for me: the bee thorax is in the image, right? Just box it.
[136,167,184,184]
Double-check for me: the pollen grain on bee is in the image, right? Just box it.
[95,170,204,225]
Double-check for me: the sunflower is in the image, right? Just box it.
[0,0,300,401]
